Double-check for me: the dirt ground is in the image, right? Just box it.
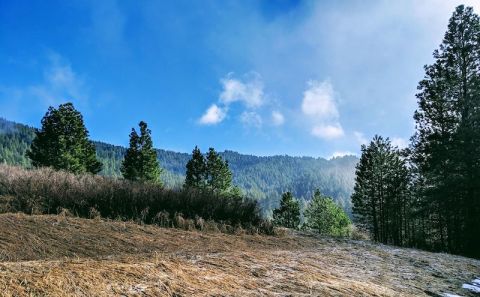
[0,213,478,296]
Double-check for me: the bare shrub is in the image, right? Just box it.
[204,220,220,233]
[185,219,195,231]
[153,211,170,228]
[274,227,289,237]
[259,220,275,236]
[234,223,246,236]
[57,207,73,217]
[349,225,371,241]
[194,216,205,231]
[174,212,186,229]
[139,207,150,225]
[0,195,14,213]
[89,207,101,220]
[0,165,264,232]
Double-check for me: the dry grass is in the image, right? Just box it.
[0,213,478,296]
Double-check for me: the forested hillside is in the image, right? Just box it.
[0,117,357,215]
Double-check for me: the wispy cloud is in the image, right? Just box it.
[354,131,368,145]
[271,110,285,126]
[301,80,338,119]
[240,111,262,128]
[199,72,265,126]
[88,0,127,55]
[311,124,344,140]
[198,104,227,125]
[29,53,88,106]
[220,73,264,108]
[301,80,344,140]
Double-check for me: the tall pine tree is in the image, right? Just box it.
[121,121,162,184]
[412,5,480,256]
[27,103,102,174]
[205,147,233,192]
[184,146,207,189]
[351,136,410,245]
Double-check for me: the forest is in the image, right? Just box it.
[351,5,480,259]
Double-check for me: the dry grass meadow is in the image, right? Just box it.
[0,213,478,296]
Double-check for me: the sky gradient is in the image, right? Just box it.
[1,0,479,158]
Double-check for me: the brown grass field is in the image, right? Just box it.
[0,213,478,296]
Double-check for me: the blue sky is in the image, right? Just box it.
[1,0,479,158]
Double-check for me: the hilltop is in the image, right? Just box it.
[0,117,358,214]
[0,213,478,296]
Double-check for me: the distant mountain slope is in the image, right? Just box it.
[0,118,358,214]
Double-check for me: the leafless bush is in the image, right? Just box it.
[0,165,270,233]
[194,215,205,231]
[234,223,246,236]
[204,220,220,232]
[185,219,195,231]
[349,225,371,241]
[57,207,73,217]
[174,212,186,229]
[0,195,14,213]
[153,210,170,227]
[139,207,149,225]
[89,207,101,220]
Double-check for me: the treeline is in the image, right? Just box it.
[0,118,357,215]
[352,5,480,258]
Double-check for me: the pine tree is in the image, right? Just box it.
[351,136,410,245]
[305,190,351,236]
[184,146,207,189]
[121,121,162,184]
[27,103,102,174]
[272,192,300,229]
[205,147,233,192]
[412,5,480,256]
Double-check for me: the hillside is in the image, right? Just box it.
[0,213,479,296]
[0,118,358,214]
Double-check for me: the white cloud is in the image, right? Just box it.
[240,111,262,128]
[391,137,408,149]
[301,80,344,140]
[30,53,88,106]
[354,131,368,145]
[219,73,264,108]
[271,110,285,126]
[198,104,227,125]
[301,80,338,119]
[199,72,266,126]
[311,124,344,139]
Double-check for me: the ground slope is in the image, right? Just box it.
[0,213,478,296]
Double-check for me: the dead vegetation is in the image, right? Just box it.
[0,213,478,296]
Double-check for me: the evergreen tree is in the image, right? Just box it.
[184,146,207,189]
[305,190,351,236]
[412,5,480,256]
[272,192,300,229]
[27,103,102,174]
[205,147,233,192]
[351,136,411,245]
[121,121,162,184]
